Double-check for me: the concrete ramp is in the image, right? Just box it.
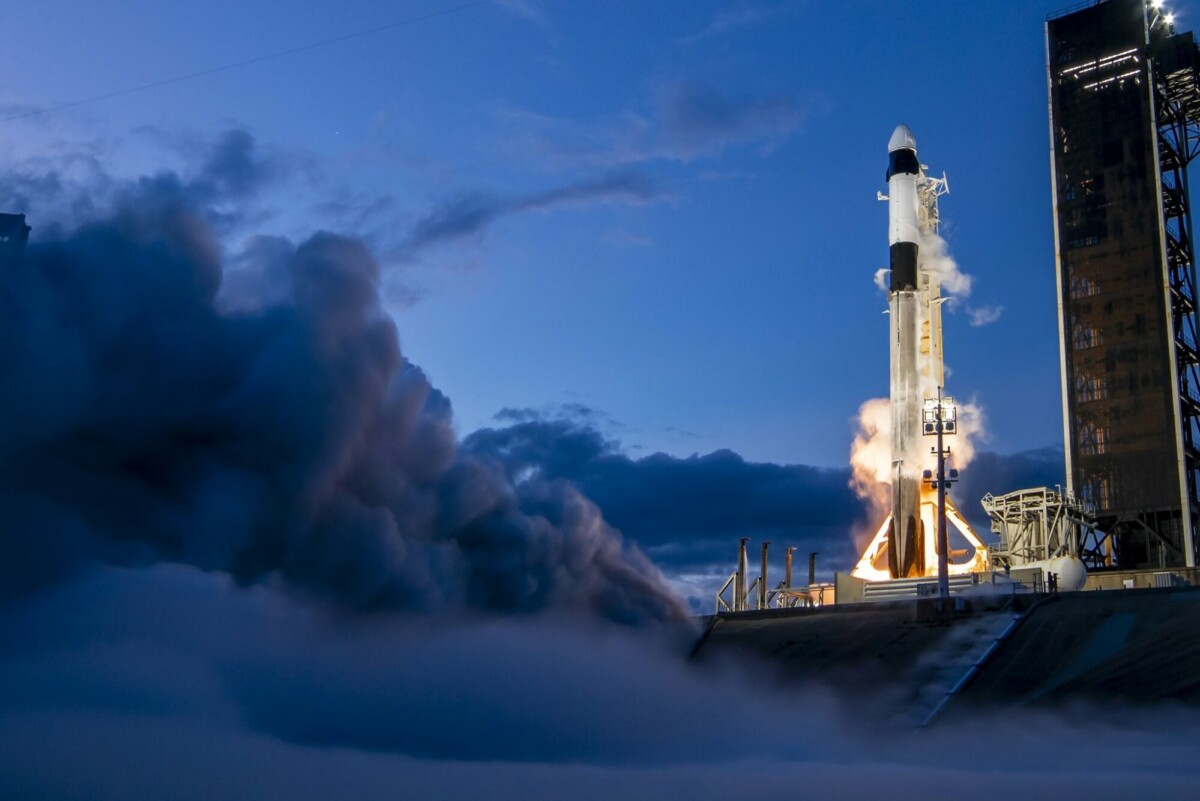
[691,588,1200,720]
[954,587,1200,710]
[691,597,1019,718]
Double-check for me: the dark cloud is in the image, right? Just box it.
[504,81,807,169]
[494,402,608,425]
[657,81,804,158]
[0,128,282,236]
[0,163,683,623]
[0,100,44,120]
[0,148,116,227]
[404,171,660,253]
[191,128,277,202]
[463,418,866,574]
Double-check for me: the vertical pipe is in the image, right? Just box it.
[936,391,950,599]
[808,552,817,588]
[759,541,771,610]
[1046,19,1075,499]
[736,537,749,612]
[785,547,795,588]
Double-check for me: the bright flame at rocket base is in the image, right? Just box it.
[851,489,989,582]
[850,124,988,581]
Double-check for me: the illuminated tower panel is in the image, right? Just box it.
[1047,0,1200,567]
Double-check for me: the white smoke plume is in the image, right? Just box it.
[873,267,890,293]
[849,395,988,543]
[947,399,988,469]
[969,304,1004,327]
[919,229,972,299]
[849,397,892,520]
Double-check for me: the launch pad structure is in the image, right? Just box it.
[983,486,1108,568]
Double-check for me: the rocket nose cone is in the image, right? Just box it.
[888,124,917,153]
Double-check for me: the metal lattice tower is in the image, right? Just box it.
[1149,31,1200,558]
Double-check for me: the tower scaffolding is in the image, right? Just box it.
[982,486,1109,569]
[1149,28,1200,565]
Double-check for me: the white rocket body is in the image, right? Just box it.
[886,124,925,578]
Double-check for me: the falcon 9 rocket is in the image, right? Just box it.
[885,124,925,579]
[849,125,991,584]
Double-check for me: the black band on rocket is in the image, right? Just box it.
[887,149,920,181]
[890,242,917,291]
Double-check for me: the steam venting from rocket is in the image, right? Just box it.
[919,229,972,297]
[0,152,686,624]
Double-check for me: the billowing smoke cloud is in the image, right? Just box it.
[848,397,893,521]
[3,563,1199,801]
[849,395,988,539]
[948,398,988,469]
[0,143,684,623]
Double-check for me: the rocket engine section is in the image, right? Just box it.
[886,124,925,578]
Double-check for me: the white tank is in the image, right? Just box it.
[1017,555,1087,591]
[1049,555,1088,591]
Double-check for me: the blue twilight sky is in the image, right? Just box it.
[0,0,1121,469]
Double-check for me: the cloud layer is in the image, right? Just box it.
[465,415,867,576]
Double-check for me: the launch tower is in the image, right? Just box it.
[1047,0,1200,568]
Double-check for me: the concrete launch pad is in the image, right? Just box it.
[691,586,1200,724]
